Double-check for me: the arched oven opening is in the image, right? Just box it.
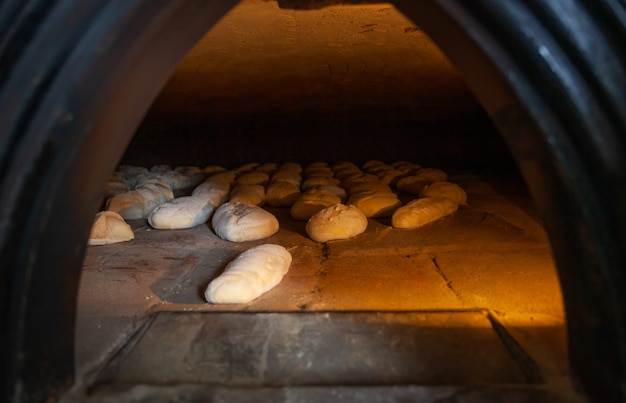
[0,1,624,402]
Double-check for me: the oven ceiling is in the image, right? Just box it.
[148,0,483,121]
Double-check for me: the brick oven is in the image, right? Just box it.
[0,1,624,402]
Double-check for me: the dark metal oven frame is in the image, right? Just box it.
[0,1,624,401]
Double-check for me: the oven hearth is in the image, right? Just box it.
[76,171,573,402]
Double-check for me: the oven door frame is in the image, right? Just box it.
[0,0,624,401]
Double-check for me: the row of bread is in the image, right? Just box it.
[352,159,468,229]
[299,160,468,242]
[88,160,467,245]
[89,162,297,245]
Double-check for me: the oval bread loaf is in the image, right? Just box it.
[205,244,292,304]
[418,181,468,205]
[391,197,458,229]
[266,181,301,207]
[306,203,368,242]
[148,196,214,229]
[347,191,402,218]
[229,184,266,206]
[212,202,279,242]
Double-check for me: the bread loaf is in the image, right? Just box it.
[205,244,292,304]
[148,196,214,229]
[88,211,135,245]
[212,202,279,242]
[306,204,368,242]
[391,197,458,229]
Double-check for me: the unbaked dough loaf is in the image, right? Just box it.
[306,204,368,242]
[118,165,149,188]
[204,244,292,304]
[150,164,171,173]
[419,181,468,205]
[106,185,169,220]
[347,191,402,218]
[179,166,206,187]
[391,197,458,229]
[159,171,193,191]
[148,196,214,229]
[212,202,279,242]
[229,184,266,206]
[137,178,174,202]
[88,211,135,245]
[192,179,231,208]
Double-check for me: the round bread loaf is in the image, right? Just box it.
[306,203,368,242]
[212,202,279,242]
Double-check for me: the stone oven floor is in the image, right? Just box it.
[69,173,585,402]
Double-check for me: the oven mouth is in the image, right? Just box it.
[1,1,625,403]
[77,162,566,401]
